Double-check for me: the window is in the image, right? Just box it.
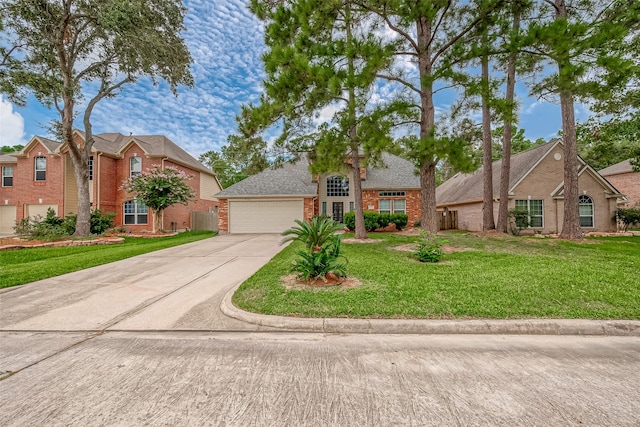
[326,176,349,197]
[2,166,13,187]
[579,195,594,227]
[88,156,94,181]
[124,200,148,224]
[130,156,142,178]
[349,201,354,212]
[322,201,327,216]
[379,191,405,197]
[515,199,544,227]
[379,199,406,214]
[34,156,46,181]
[379,199,391,214]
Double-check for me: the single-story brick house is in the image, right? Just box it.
[0,131,222,234]
[599,159,640,207]
[435,140,626,234]
[216,152,421,234]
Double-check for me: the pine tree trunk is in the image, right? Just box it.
[417,16,438,233]
[558,89,582,239]
[345,1,367,240]
[555,0,582,240]
[496,7,520,234]
[481,42,495,231]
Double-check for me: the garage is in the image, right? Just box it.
[26,204,58,219]
[229,199,304,233]
[0,205,17,235]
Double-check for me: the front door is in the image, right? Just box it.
[332,202,344,223]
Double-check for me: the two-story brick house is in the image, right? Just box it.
[0,131,221,234]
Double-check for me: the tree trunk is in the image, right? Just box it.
[345,1,367,240]
[555,0,582,240]
[153,210,163,233]
[417,16,438,233]
[481,40,495,231]
[558,89,582,239]
[496,7,520,234]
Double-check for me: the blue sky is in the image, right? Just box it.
[0,0,591,157]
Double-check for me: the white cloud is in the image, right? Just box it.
[0,96,26,147]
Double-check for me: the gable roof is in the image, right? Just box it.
[598,159,635,176]
[12,136,61,157]
[436,141,558,206]
[550,164,624,199]
[216,152,420,198]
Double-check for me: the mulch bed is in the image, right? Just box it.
[281,274,363,290]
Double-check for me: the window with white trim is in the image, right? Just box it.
[379,198,406,214]
[515,199,543,227]
[379,191,405,197]
[34,156,46,181]
[579,195,594,227]
[326,176,349,197]
[2,166,13,187]
[124,200,148,224]
[130,156,142,178]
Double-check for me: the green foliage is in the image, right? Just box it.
[120,165,195,213]
[390,213,408,230]
[614,208,640,232]
[508,207,530,235]
[281,216,345,253]
[291,239,347,281]
[577,115,640,170]
[0,145,24,153]
[377,213,391,229]
[13,208,116,240]
[414,231,447,263]
[363,211,380,232]
[343,211,356,231]
[282,216,347,280]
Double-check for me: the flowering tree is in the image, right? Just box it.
[120,165,195,233]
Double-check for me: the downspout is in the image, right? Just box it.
[96,153,102,209]
[161,157,168,231]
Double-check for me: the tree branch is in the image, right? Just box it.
[376,74,423,95]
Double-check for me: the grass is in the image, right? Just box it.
[0,231,215,288]
[233,232,640,320]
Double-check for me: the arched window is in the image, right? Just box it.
[579,195,594,227]
[124,200,148,224]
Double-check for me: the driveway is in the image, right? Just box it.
[0,233,285,332]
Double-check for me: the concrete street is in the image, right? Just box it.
[1,234,639,426]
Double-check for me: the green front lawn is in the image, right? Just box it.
[0,231,215,288]
[233,232,640,320]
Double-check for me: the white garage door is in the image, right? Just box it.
[0,205,17,235]
[26,204,58,219]
[229,199,304,233]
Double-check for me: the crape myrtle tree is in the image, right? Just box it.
[243,0,413,239]
[120,165,195,233]
[1,0,193,236]
[523,0,640,239]
[358,0,503,233]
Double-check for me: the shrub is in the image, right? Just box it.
[363,211,380,231]
[378,213,391,229]
[414,231,447,263]
[508,207,530,235]
[290,238,347,280]
[343,211,356,231]
[281,216,344,252]
[14,214,70,241]
[390,213,408,230]
[90,209,116,234]
[614,208,640,232]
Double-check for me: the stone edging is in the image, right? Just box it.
[0,237,124,251]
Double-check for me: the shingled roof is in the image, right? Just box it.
[599,159,635,176]
[217,152,420,198]
[436,140,558,206]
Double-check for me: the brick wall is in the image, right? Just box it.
[606,173,640,207]
[2,141,65,222]
[304,197,315,221]
[218,199,229,233]
[362,189,421,226]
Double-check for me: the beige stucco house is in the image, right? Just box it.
[436,140,626,234]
